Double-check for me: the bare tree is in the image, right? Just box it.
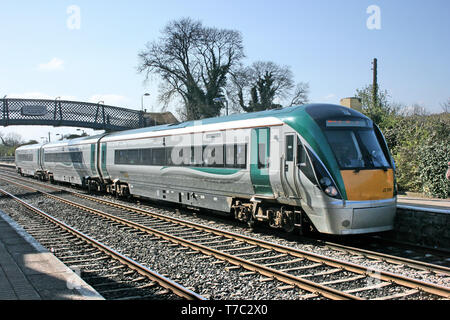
[441,98,450,113]
[138,18,244,120]
[230,61,309,113]
[288,82,310,106]
[0,132,23,147]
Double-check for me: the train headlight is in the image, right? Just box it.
[324,186,338,197]
[319,177,332,187]
[304,146,342,199]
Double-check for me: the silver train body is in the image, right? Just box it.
[15,104,397,235]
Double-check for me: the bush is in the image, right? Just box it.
[417,142,450,199]
[387,113,450,198]
[355,85,449,198]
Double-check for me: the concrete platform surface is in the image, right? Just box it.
[397,195,450,213]
[0,210,103,300]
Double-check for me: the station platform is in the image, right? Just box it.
[397,194,450,213]
[0,210,103,300]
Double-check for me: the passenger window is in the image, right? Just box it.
[256,128,269,169]
[286,135,294,161]
[236,144,247,168]
[191,146,202,166]
[258,143,267,169]
[225,144,235,167]
[203,145,224,167]
[152,148,166,166]
[297,139,317,184]
[165,147,173,165]
[141,148,152,165]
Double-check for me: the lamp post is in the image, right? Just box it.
[213,97,229,116]
[141,93,150,112]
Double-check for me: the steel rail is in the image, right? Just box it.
[314,240,450,276]
[1,174,449,299]
[0,187,205,301]
[0,177,358,300]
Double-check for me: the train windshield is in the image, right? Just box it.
[324,128,390,170]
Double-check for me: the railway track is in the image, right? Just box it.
[4,165,448,268]
[0,173,448,300]
[0,187,205,301]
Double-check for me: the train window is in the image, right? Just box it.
[324,129,389,169]
[112,144,247,169]
[115,150,126,164]
[203,145,224,167]
[168,147,183,166]
[285,135,294,161]
[128,149,139,164]
[44,152,83,163]
[236,144,247,169]
[70,152,83,163]
[257,128,269,169]
[297,140,317,184]
[165,147,174,166]
[224,144,247,168]
[178,146,192,166]
[141,148,152,165]
[152,148,166,166]
[225,144,235,167]
[258,143,267,168]
[17,153,33,162]
[191,146,203,166]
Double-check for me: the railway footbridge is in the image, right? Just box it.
[0,98,177,131]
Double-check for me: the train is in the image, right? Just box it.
[15,103,397,235]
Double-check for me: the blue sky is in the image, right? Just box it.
[0,0,449,141]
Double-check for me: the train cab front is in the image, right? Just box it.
[295,104,397,235]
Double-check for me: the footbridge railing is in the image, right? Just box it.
[0,98,151,131]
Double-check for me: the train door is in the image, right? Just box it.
[250,127,273,195]
[37,147,42,170]
[90,143,97,176]
[38,145,45,171]
[283,133,301,200]
[99,142,109,179]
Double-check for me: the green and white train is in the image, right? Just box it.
[15,103,397,235]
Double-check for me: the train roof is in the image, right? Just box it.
[15,143,42,151]
[16,134,105,151]
[101,103,368,141]
[16,103,369,149]
[42,133,105,148]
[105,104,301,138]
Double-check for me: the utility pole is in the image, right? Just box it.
[372,58,378,108]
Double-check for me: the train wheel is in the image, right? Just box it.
[281,207,295,233]
[247,216,256,229]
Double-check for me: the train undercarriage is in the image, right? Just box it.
[23,169,313,234]
[231,199,313,233]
